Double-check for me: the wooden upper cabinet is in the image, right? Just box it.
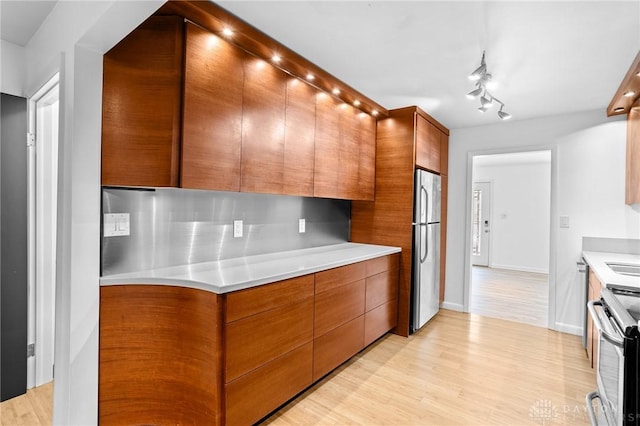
[314,93,376,200]
[284,79,316,197]
[240,57,287,194]
[181,23,244,191]
[102,15,184,187]
[627,104,640,204]
[415,114,441,174]
[314,93,341,198]
[440,131,449,176]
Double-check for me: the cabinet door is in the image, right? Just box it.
[284,78,316,196]
[626,106,640,204]
[182,23,244,191]
[226,343,312,426]
[102,16,183,187]
[313,316,364,381]
[440,132,449,176]
[314,94,376,200]
[364,300,397,346]
[314,93,341,198]
[587,271,602,369]
[415,115,441,174]
[240,57,286,194]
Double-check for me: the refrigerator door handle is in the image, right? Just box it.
[421,185,428,224]
[420,224,428,263]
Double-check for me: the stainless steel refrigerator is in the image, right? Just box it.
[411,169,441,332]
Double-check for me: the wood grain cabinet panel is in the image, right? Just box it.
[415,115,441,174]
[315,262,366,294]
[313,316,364,381]
[314,280,365,337]
[365,269,399,312]
[284,78,316,196]
[440,175,448,303]
[181,22,244,191]
[440,132,449,176]
[587,271,602,369]
[365,254,399,277]
[99,285,223,426]
[240,56,287,194]
[313,93,341,198]
[364,300,398,346]
[101,15,183,187]
[627,105,640,204]
[314,94,376,200]
[225,298,313,382]
[225,342,313,426]
[225,275,314,323]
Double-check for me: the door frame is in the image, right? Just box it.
[27,72,60,389]
[462,146,557,331]
[471,180,493,267]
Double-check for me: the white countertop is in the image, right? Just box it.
[100,243,402,294]
[582,251,640,291]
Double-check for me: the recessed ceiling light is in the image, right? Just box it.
[624,91,635,97]
[306,73,315,81]
[371,110,378,116]
[332,88,340,95]
[354,100,361,107]
[222,28,233,37]
[614,107,625,113]
[636,71,640,77]
[272,54,281,63]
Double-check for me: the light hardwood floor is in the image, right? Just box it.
[0,381,52,426]
[0,311,593,425]
[471,266,549,328]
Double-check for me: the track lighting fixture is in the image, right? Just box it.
[467,51,511,120]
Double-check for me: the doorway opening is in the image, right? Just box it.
[469,150,552,328]
[27,73,60,389]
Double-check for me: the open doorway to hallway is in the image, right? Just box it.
[469,150,551,328]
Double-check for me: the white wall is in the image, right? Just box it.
[18,2,164,424]
[474,159,551,273]
[1,40,26,96]
[446,109,640,336]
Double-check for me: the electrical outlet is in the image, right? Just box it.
[233,220,243,238]
[299,218,306,233]
[104,213,130,237]
[560,215,570,228]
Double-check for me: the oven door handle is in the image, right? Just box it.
[587,300,625,348]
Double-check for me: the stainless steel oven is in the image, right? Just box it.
[587,287,640,425]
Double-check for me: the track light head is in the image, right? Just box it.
[468,51,487,81]
[466,87,483,99]
[480,94,493,108]
[498,109,512,120]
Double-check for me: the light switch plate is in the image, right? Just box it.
[560,215,570,228]
[299,218,306,233]
[233,220,243,238]
[104,213,130,237]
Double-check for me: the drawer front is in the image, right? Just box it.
[315,262,366,294]
[365,269,399,312]
[314,279,365,337]
[313,315,364,381]
[225,298,313,382]
[365,253,399,277]
[364,300,397,346]
[225,275,314,323]
[225,342,313,426]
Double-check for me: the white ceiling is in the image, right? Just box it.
[2,1,639,130]
[0,1,57,46]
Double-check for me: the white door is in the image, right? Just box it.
[27,74,59,388]
[471,182,491,267]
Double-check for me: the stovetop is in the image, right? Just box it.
[609,287,640,326]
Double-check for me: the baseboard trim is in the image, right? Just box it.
[489,264,549,274]
[554,322,582,336]
[440,301,464,312]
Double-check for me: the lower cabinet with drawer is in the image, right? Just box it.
[98,253,400,426]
